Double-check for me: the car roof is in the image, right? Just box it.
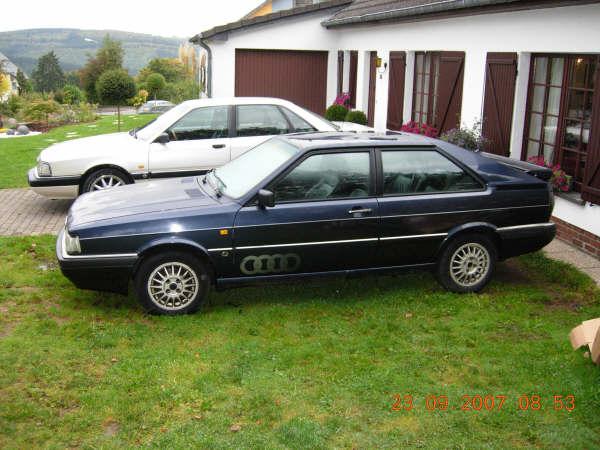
[282,131,438,149]
[178,97,301,109]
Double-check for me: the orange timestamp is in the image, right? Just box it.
[391,394,575,412]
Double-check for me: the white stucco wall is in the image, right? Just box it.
[202,3,600,237]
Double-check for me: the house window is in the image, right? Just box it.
[523,54,598,191]
[412,52,440,127]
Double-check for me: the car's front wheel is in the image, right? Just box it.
[82,168,130,193]
[134,251,211,315]
[436,234,497,293]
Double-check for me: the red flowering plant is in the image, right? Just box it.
[400,121,439,138]
[334,92,351,108]
[527,156,572,192]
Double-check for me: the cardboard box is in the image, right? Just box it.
[569,318,600,365]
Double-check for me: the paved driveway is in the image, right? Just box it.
[0,189,71,236]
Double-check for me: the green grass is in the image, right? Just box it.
[0,236,599,448]
[0,115,157,189]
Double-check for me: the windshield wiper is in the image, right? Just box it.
[129,127,139,139]
[204,169,223,198]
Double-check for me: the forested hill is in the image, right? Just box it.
[0,28,184,75]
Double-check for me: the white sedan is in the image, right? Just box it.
[28,97,372,199]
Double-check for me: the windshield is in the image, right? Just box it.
[208,138,300,198]
[135,102,191,141]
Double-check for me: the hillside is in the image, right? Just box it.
[0,28,185,75]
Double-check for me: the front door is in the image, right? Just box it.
[232,150,379,277]
[149,105,231,177]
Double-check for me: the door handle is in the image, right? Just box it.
[212,144,226,149]
[348,208,372,215]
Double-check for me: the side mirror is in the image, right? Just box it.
[257,189,275,208]
[155,132,170,144]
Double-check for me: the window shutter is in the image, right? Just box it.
[337,51,344,96]
[582,58,600,205]
[387,51,406,130]
[348,51,358,108]
[368,51,377,127]
[435,51,465,134]
[482,52,518,156]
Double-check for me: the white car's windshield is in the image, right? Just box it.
[135,102,190,140]
[207,138,300,198]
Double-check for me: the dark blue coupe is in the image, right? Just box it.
[57,132,555,314]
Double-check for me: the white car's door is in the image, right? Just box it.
[230,104,300,160]
[149,105,231,176]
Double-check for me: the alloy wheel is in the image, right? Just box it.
[89,174,125,191]
[146,262,199,311]
[449,243,490,288]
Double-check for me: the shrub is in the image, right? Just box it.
[527,156,572,192]
[23,99,62,125]
[400,120,439,138]
[146,72,167,100]
[63,84,85,105]
[345,110,368,125]
[325,104,348,121]
[440,120,487,151]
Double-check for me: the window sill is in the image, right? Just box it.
[555,191,586,206]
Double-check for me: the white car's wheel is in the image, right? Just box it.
[82,168,130,193]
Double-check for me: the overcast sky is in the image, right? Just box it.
[0,0,264,38]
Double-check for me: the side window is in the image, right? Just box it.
[281,107,317,132]
[273,152,370,202]
[167,106,228,141]
[236,105,289,137]
[382,150,481,195]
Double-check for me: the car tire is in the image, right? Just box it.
[436,233,497,293]
[134,251,211,315]
[82,168,130,193]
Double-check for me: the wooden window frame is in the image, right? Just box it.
[412,51,440,127]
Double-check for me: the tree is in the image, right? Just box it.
[31,51,65,93]
[0,73,10,99]
[16,69,32,94]
[63,84,85,104]
[145,73,166,100]
[137,58,186,84]
[96,69,136,131]
[80,35,124,103]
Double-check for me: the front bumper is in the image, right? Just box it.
[56,228,138,294]
[28,168,80,199]
[497,222,556,259]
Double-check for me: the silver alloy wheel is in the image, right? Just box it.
[449,242,490,288]
[89,174,125,191]
[147,262,199,311]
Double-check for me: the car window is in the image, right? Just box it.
[281,107,317,132]
[273,152,370,202]
[381,150,482,195]
[236,105,289,137]
[167,106,229,141]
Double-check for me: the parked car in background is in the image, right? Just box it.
[57,132,555,315]
[29,97,370,199]
[137,100,174,114]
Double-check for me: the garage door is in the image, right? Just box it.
[235,49,328,114]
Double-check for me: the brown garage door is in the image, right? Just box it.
[235,49,328,114]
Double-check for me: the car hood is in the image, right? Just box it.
[68,177,220,228]
[39,132,137,162]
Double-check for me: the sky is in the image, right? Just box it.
[0,0,265,38]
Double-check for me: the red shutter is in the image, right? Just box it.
[582,58,600,205]
[482,52,518,156]
[368,51,377,127]
[435,51,465,134]
[387,51,406,130]
[348,51,358,108]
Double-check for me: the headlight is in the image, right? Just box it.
[64,229,81,255]
[37,161,52,177]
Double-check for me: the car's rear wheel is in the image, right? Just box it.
[436,233,497,293]
[82,168,130,193]
[134,251,210,315]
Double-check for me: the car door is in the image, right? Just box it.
[148,105,231,177]
[376,148,488,266]
[232,149,379,277]
[229,104,293,160]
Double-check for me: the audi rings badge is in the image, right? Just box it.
[240,253,301,275]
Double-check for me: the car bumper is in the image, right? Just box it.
[497,222,556,259]
[56,228,138,294]
[28,168,80,199]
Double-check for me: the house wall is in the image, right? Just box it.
[203,3,600,248]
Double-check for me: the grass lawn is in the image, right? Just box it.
[0,114,157,189]
[0,236,599,448]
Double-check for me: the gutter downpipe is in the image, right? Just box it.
[195,37,212,98]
